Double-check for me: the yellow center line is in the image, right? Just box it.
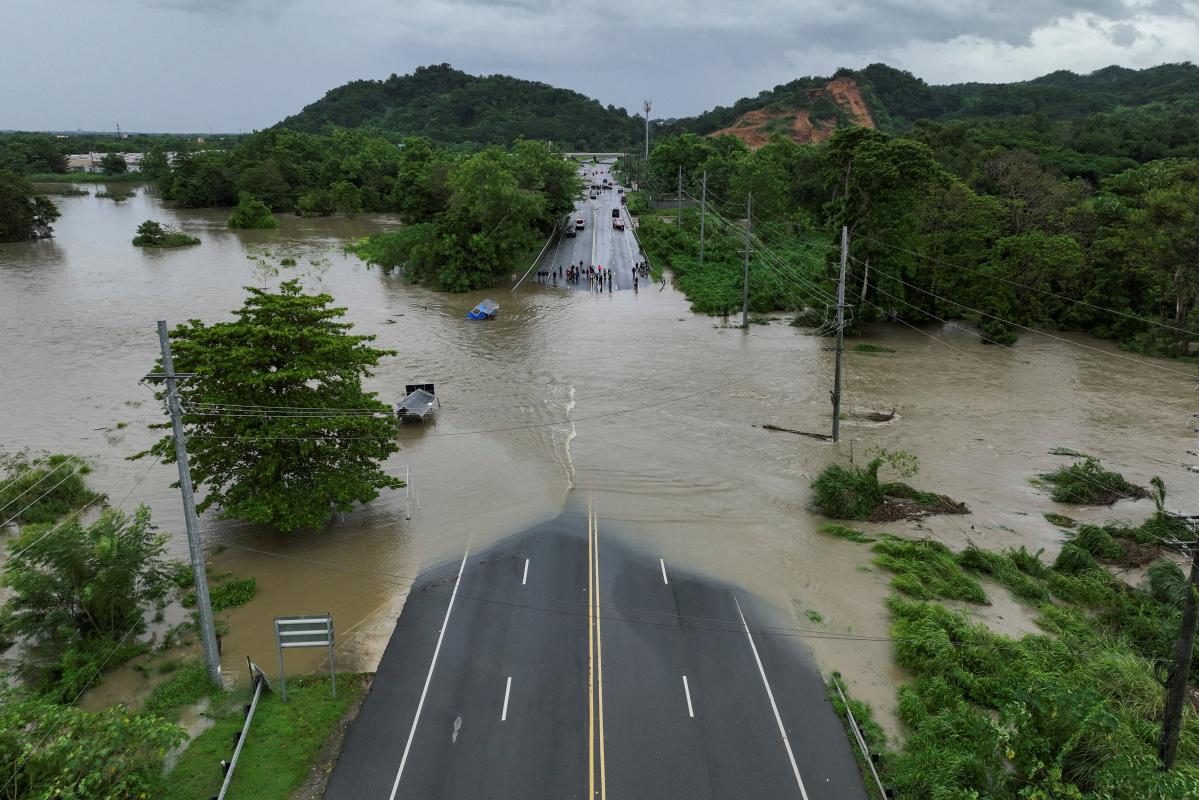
[587,497,595,800]
[594,503,607,799]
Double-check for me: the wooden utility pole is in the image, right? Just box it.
[831,226,848,443]
[1160,531,1199,769]
[155,320,222,684]
[741,193,753,328]
[699,170,707,266]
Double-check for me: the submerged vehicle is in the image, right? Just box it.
[467,299,500,320]
[396,382,439,422]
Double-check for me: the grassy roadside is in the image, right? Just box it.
[164,672,367,800]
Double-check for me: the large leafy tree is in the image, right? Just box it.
[142,281,402,531]
[0,170,60,241]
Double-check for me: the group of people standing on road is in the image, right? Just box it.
[546,258,653,293]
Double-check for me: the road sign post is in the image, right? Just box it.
[274,613,336,702]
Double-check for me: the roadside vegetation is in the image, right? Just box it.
[163,673,368,800]
[132,220,200,248]
[814,468,1199,797]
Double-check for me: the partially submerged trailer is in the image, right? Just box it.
[467,299,500,320]
[396,382,439,422]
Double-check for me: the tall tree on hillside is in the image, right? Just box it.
[139,281,402,531]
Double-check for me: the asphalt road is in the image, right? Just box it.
[325,507,868,800]
[538,160,644,293]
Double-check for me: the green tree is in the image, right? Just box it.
[1,506,170,676]
[139,145,170,178]
[329,180,363,217]
[227,192,278,229]
[99,152,127,175]
[140,281,402,531]
[0,684,183,799]
[0,170,60,241]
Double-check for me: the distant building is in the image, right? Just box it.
[64,152,166,173]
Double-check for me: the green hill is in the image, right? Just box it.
[276,63,641,150]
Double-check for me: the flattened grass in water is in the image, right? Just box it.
[1039,454,1145,505]
[872,536,987,604]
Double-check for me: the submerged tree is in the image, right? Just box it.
[227,192,278,229]
[139,281,402,531]
[0,170,60,241]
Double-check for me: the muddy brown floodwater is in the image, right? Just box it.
[1,186,1195,735]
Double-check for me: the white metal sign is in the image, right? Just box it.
[274,613,335,701]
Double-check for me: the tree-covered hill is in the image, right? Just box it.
[276,63,642,150]
[668,62,1199,137]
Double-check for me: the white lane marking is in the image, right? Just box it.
[501,676,512,721]
[734,595,811,800]
[682,675,695,718]
[659,558,669,585]
[387,550,470,800]
[522,558,529,586]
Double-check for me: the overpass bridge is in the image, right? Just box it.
[563,152,627,160]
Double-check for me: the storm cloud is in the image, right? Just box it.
[2,0,1196,131]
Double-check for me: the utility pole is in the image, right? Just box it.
[643,100,652,162]
[699,169,707,265]
[155,320,222,684]
[1159,529,1199,770]
[741,192,753,328]
[831,226,848,443]
[677,165,683,228]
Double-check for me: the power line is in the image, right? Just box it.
[854,232,1199,340]
[855,257,1199,383]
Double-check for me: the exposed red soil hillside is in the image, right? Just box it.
[710,76,875,149]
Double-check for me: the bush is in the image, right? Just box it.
[811,459,886,519]
[0,452,101,525]
[0,684,183,798]
[227,192,278,229]
[132,219,200,247]
[1146,558,1187,609]
[1,505,170,693]
[957,544,1049,603]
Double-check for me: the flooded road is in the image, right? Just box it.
[1,186,1195,732]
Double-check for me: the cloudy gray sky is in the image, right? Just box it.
[2,0,1197,132]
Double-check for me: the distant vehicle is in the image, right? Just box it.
[612,208,620,218]
[565,224,576,237]
[621,195,627,205]
[467,299,500,320]
[617,188,624,194]
[612,218,625,230]
[575,216,585,229]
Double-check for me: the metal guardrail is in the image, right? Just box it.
[831,673,889,799]
[216,660,271,800]
[511,230,559,291]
